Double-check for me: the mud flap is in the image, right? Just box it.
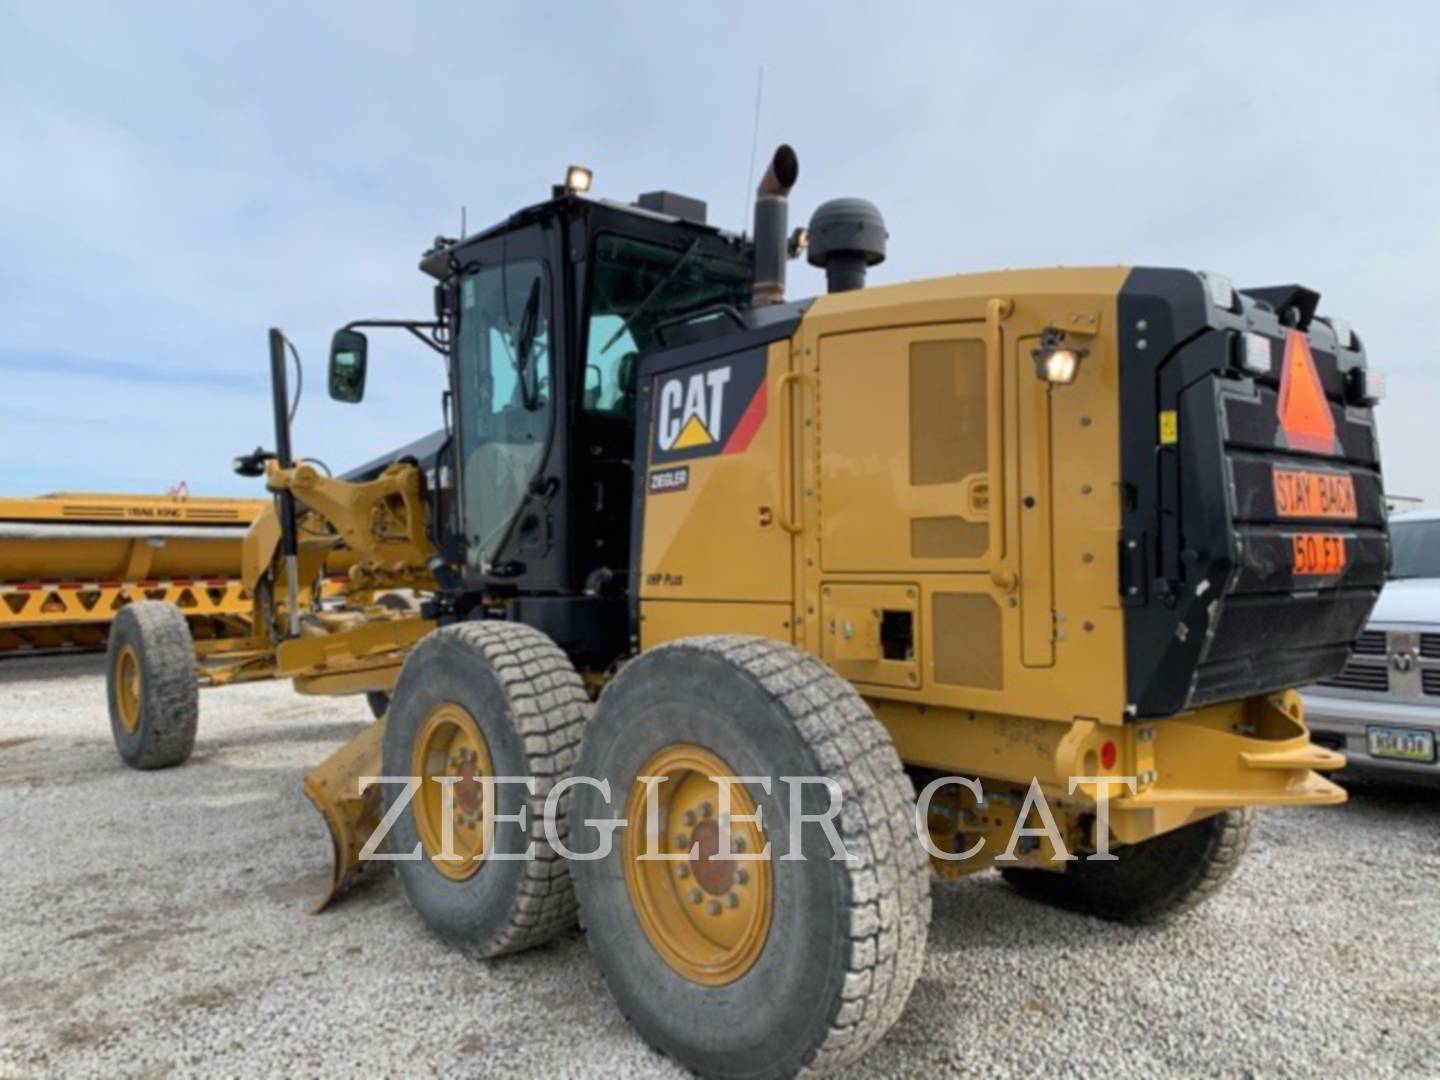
[302,718,386,913]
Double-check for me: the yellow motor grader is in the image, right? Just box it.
[104,147,1388,1078]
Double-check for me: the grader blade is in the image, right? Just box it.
[302,718,386,913]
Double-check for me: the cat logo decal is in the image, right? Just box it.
[651,351,768,463]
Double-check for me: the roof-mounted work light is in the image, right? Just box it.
[564,164,593,195]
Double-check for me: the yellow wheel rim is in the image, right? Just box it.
[116,645,142,735]
[410,703,494,881]
[623,744,773,986]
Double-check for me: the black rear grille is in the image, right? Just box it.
[1424,670,1440,697]
[1421,634,1440,660]
[1319,663,1389,693]
[1353,630,1388,656]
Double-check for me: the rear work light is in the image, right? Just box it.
[1240,332,1273,375]
[1328,317,1354,350]
[1032,328,1087,385]
[1348,366,1386,405]
[1201,271,1237,312]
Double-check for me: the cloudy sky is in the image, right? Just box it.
[2,3,1436,503]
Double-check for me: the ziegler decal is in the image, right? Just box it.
[648,466,690,494]
[651,350,768,463]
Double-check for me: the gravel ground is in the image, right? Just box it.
[1,652,1437,1078]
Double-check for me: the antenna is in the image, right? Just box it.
[460,205,467,238]
[741,66,764,235]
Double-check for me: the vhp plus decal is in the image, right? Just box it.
[651,350,767,464]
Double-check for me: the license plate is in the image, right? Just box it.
[1367,725,1436,763]
[1273,467,1357,520]
[1292,532,1347,576]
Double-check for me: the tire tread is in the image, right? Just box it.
[416,621,591,956]
[107,601,198,769]
[1001,806,1255,924]
[642,635,931,1076]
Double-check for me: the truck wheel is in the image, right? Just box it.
[106,601,199,770]
[382,622,590,957]
[1000,807,1255,924]
[571,636,930,1080]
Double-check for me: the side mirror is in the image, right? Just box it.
[328,329,368,403]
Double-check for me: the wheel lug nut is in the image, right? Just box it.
[688,888,702,904]
[706,900,722,916]
[675,833,689,849]
[699,801,714,818]
[726,892,740,909]
[682,810,697,827]
[733,837,746,853]
[676,865,691,879]
[736,869,749,885]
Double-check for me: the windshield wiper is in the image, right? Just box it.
[514,277,543,410]
[601,239,702,354]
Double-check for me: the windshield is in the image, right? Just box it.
[1390,519,1440,580]
[455,260,552,571]
[583,234,750,417]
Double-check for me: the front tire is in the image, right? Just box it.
[1001,807,1255,924]
[571,636,930,1079]
[381,622,590,957]
[106,601,198,769]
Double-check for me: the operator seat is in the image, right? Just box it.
[615,351,639,420]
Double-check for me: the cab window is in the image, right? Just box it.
[583,234,750,419]
[454,260,552,571]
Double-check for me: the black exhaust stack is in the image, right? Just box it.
[751,144,799,306]
[807,198,887,293]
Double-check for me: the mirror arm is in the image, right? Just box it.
[341,319,449,357]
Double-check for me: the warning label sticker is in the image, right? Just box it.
[1273,468,1357,520]
[1291,533,1347,576]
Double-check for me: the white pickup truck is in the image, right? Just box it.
[1303,511,1440,782]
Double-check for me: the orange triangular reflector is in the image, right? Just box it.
[673,413,713,449]
[1277,330,1336,455]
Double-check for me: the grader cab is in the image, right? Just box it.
[105,147,1388,1078]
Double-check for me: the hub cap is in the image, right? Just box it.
[410,703,494,881]
[623,744,773,986]
[115,645,142,735]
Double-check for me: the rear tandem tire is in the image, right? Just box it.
[381,621,591,958]
[105,601,199,770]
[571,635,931,1080]
[1000,807,1255,924]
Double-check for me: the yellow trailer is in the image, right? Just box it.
[0,492,266,652]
